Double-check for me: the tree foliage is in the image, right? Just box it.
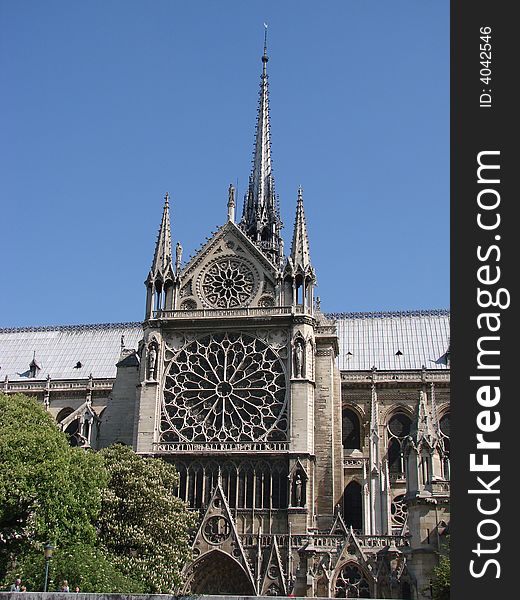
[0,394,195,593]
[98,444,197,593]
[431,537,450,600]
[0,393,106,578]
[5,544,143,593]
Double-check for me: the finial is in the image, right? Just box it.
[262,23,269,63]
[297,185,303,202]
[227,184,236,222]
[164,191,169,206]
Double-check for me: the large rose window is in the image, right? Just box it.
[200,257,256,308]
[161,332,287,443]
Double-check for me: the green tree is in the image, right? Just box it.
[0,393,106,582]
[1,395,195,593]
[431,536,450,600]
[98,444,197,593]
[4,543,143,593]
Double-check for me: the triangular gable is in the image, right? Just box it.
[260,535,288,595]
[332,528,373,578]
[190,481,256,591]
[330,511,350,536]
[289,457,309,479]
[181,220,279,280]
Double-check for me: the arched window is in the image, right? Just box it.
[387,413,412,478]
[335,563,371,598]
[56,407,74,424]
[342,408,361,450]
[342,481,363,531]
[439,412,450,480]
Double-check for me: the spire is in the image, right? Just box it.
[150,192,174,281]
[290,187,313,273]
[240,27,283,266]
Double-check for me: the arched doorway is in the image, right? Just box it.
[185,550,256,595]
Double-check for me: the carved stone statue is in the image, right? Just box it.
[294,473,304,507]
[294,339,305,378]
[147,344,157,380]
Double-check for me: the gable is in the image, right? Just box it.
[178,222,279,311]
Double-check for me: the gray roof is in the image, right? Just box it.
[0,323,142,381]
[332,310,450,371]
[0,310,450,381]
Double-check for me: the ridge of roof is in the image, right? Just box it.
[0,310,451,333]
[0,322,143,334]
[326,309,450,320]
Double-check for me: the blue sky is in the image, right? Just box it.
[0,0,449,327]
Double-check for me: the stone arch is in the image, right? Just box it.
[333,561,372,598]
[56,407,74,423]
[185,549,256,596]
[386,411,413,478]
[383,404,414,424]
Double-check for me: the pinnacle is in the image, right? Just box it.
[290,187,312,273]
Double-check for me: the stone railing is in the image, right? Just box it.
[3,378,113,393]
[239,532,408,550]
[154,440,290,453]
[152,305,312,320]
[340,371,450,383]
[343,457,367,469]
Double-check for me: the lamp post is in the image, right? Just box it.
[43,543,54,592]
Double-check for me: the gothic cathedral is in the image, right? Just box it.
[0,43,450,599]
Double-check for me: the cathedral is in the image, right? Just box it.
[0,42,450,599]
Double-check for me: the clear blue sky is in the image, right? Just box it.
[0,0,449,327]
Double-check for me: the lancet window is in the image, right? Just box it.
[174,459,288,510]
[387,413,412,479]
[439,411,450,480]
[342,408,361,450]
[342,480,363,531]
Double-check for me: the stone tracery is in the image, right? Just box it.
[334,563,371,598]
[161,332,287,443]
[200,257,257,308]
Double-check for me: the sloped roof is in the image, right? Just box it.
[0,323,142,381]
[0,310,450,381]
[332,309,450,371]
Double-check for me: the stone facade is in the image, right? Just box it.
[0,45,450,600]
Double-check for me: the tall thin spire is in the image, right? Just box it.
[150,192,174,280]
[240,27,283,266]
[290,186,313,273]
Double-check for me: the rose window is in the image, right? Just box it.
[161,332,287,443]
[200,257,256,308]
[203,516,231,544]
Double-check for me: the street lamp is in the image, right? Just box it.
[43,543,54,592]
